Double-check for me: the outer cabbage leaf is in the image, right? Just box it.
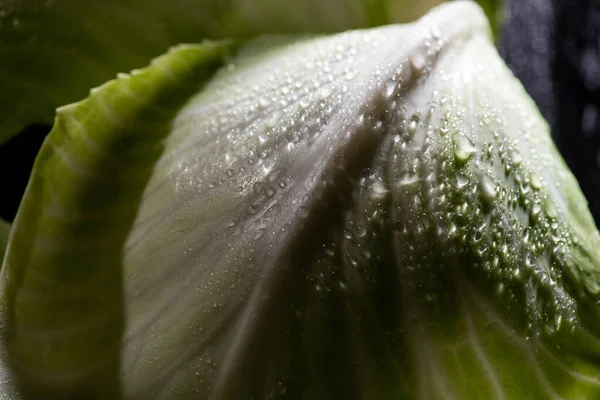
[0,0,448,144]
[383,19,600,399]
[2,1,599,399]
[0,40,235,398]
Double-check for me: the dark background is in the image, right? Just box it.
[500,0,600,228]
[1,0,600,228]
[0,123,50,222]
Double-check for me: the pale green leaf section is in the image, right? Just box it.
[117,1,595,399]
[120,3,493,398]
[0,220,9,266]
[0,0,448,145]
[384,13,600,399]
[0,40,234,398]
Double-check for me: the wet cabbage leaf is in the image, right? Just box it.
[1,1,600,399]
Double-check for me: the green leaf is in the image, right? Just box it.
[120,3,600,397]
[0,220,9,267]
[0,0,449,144]
[0,39,234,398]
[383,28,600,397]
[2,1,599,399]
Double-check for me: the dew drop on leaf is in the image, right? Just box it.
[453,134,476,164]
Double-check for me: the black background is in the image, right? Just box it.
[500,0,600,228]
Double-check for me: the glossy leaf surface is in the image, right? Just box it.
[2,2,599,399]
[0,40,234,398]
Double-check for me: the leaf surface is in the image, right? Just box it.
[3,2,600,399]
[0,39,234,398]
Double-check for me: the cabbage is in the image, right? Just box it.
[1,1,599,399]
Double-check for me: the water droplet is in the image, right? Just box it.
[496,283,505,294]
[529,172,542,190]
[428,106,435,120]
[253,228,267,240]
[456,173,469,189]
[253,182,264,194]
[259,97,270,108]
[370,180,388,201]
[511,150,522,166]
[479,175,496,209]
[356,226,368,238]
[299,98,311,109]
[262,159,276,174]
[544,196,558,219]
[265,187,276,198]
[530,203,541,221]
[410,51,426,74]
[258,133,270,143]
[454,135,476,164]
[355,113,365,127]
[318,88,332,100]
[248,199,262,215]
[266,169,282,182]
[295,206,309,218]
[258,149,269,159]
[385,79,398,98]
[408,120,418,135]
